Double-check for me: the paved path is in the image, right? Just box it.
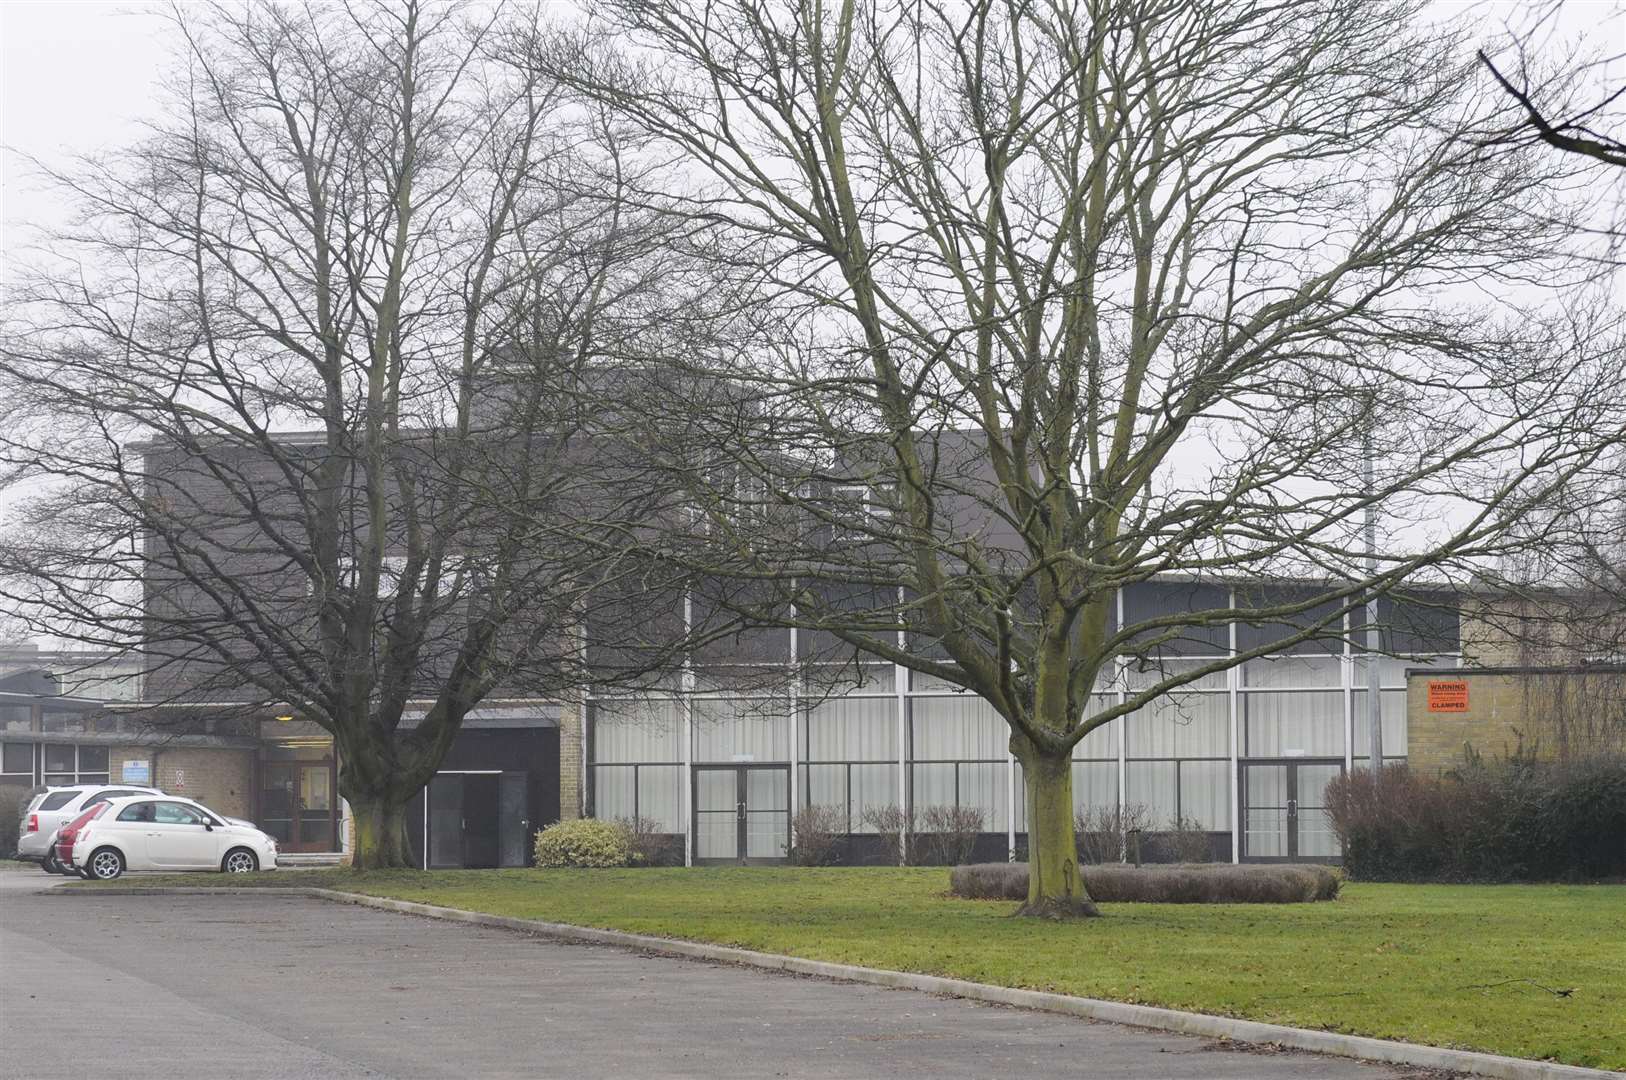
[0,873,1424,1080]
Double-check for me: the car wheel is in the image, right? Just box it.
[41,852,59,874]
[87,847,125,881]
[222,848,258,874]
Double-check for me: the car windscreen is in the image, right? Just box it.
[38,791,82,811]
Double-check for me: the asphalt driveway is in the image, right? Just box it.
[0,874,1425,1080]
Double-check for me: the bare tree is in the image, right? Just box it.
[1478,0,1626,169]
[551,0,1626,914]
[0,1,695,867]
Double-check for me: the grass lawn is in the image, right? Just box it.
[80,867,1625,1070]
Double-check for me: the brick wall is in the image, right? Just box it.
[111,746,254,818]
[1407,670,1626,774]
[557,702,582,821]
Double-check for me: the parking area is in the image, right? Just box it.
[0,875,1423,1080]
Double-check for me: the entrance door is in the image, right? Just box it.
[1240,760,1344,862]
[427,771,532,869]
[260,758,337,853]
[693,765,789,864]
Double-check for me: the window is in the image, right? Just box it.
[0,705,32,732]
[83,789,144,809]
[117,802,156,823]
[154,801,209,826]
[832,483,896,540]
[39,790,83,812]
[307,555,409,598]
[1,742,32,776]
[41,744,110,786]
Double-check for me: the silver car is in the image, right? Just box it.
[17,784,165,873]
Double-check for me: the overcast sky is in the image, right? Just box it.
[2,0,1620,274]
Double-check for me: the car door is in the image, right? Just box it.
[147,801,220,868]
[111,801,159,869]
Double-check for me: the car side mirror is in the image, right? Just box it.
[203,823,213,831]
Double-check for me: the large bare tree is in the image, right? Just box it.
[552,0,1626,914]
[0,1,696,867]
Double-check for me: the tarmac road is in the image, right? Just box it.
[0,872,1423,1080]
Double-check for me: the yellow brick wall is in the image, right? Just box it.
[110,745,253,818]
[1407,670,1626,774]
[557,702,582,822]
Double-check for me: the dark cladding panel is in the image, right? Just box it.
[1121,581,1231,656]
[1233,583,1345,655]
[1363,592,1460,655]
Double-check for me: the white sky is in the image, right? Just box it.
[2,0,1620,274]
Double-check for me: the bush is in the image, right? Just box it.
[616,817,683,867]
[1162,814,1216,864]
[948,862,1342,903]
[533,818,633,868]
[1325,753,1626,882]
[916,804,985,865]
[860,804,912,866]
[789,804,846,866]
[0,794,22,859]
[1074,802,1151,865]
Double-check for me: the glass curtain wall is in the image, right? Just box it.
[586,590,1458,864]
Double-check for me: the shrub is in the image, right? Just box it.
[789,804,846,866]
[0,794,22,859]
[860,804,912,866]
[1325,753,1626,882]
[616,816,682,867]
[1162,814,1216,864]
[948,862,1342,903]
[1074,802,1151,865]
[533,818,633,868]
[916,804,985,865]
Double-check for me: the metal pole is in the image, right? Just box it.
[1363,415,1383,770]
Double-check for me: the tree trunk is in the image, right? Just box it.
[347,790,416,870]
[1015,748,1099,918]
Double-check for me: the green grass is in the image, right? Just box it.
[80,867,1626,1069]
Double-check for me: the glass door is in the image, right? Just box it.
[693,765,790,864]
[694,767,741,862]
[259,740,338,853]
[1240,760,1344,862]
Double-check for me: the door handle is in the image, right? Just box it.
[737,801,746,823]
[1287,799,1298,816]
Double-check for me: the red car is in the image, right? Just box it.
[55,803,110,876]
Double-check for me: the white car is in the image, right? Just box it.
[67,794,279,880]
[17,784,166,872]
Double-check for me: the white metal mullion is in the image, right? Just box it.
[682,590,695,867]
[1116,588,1127,862]
[1228,589,1241,865]
[895,586,908,864]
[789,600,799,851]
[1342,612,1355,776]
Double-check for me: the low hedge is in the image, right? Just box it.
[948,861,1343,903]
[1325,753,1626,882]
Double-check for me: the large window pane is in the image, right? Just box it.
[1125,693,1228,758]
[1243,655,1342,688]
[1351,690,1407,758]
[804,693,896,762]
[1,742,31,774]
[43,744,75,774]
[1071,761,1117,816]
[1125,760,1179,826]
[1243,691,1344,757]
[692,697,789,762]
[911,695,1005,760]
[1179,760,1232,830]
[637,765,685,832]
[590,698,681,763]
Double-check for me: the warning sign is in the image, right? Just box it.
[1427,680,1469,712]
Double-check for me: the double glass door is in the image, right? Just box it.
[693,766,789,864]
[1240,760,1343,861]
[427,771,530,868]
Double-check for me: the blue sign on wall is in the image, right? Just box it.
[121,759,151,784]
